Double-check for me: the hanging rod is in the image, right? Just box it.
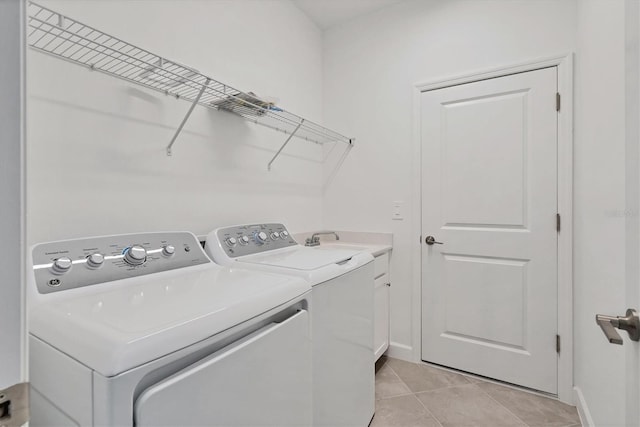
[26,1,354,159]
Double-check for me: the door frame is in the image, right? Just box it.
[410,53,574,404]
[0,0,27,390]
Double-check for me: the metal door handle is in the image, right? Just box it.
[425,236,443,245]
[595,308,640,345]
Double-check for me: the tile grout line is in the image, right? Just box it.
[474,384,531,427]
[376,390,417,400]
[386,361,525,426]
[412,391,445,427]
[378,381,476,401]
[470,379,581,426]
[381,358,581,427]
[383,362,444,426]
[409,379,479,395]
[375,361,415,400]
[385,361,480,393]
[384,362,444,427]
[383,362,405,383]
[414,358,562,401]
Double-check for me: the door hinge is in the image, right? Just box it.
[556,213,561,232]
[556,92,561,112]
[556,334,561,353]
[0,382,29,427]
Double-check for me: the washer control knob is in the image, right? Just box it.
[255,231,268,244]
[239,236,250,245]
[86,253,104,268]
[270,232,279,240]
[280,231,289,238]
[225,237,238,247]
[52,257,72,274]
[124,245,147,266]
[162,245,175,256]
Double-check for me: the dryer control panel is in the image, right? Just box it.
[31,231,211,294]
[210,223,298,258]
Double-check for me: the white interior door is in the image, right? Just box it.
[421,67,558,394]
[0,0,26,393]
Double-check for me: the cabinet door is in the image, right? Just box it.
[135,310,311,427]
[374,274,390,360]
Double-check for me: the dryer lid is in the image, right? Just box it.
[29,264,309,377]
[238,246,361,271]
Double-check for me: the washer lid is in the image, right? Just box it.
[238,246,361,271]
[29,265,309,377]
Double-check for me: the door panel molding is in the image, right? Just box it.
[410,53,574,404]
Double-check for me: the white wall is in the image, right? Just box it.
[28,0,325,245]
[0,0,26,389]
[322,0,577,359]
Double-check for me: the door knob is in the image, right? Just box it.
[595,308,640,344]
[425,236,443,245]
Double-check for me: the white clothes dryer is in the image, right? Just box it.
[28,231,312,427]
[205,223,375,427]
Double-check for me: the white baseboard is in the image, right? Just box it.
[574,386,594,427]
[385,342,415,362]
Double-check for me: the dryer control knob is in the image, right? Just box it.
[225,237,238,247]
[52,257,72,274]
[255,231,268,244]
[239,236,250,245]
[280,231,289,238]
[124,245,147,266]
[270,232,279,240]
[162,245,175,256]
[86,253,104,268]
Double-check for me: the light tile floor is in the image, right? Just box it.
[372,357,581,427]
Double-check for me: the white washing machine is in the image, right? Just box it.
[28,231,312,426]
[205,223,375,427]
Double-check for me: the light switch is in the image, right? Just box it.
[392,201,404,220]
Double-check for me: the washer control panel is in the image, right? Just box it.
[31,232,211,294]
[214,223,297,258]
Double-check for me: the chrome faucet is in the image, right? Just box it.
[305,231,340,247]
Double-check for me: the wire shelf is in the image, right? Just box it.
[27,2,353,158]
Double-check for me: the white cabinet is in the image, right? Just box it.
[373,251,390,360]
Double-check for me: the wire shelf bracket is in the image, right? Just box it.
[167,78,210,156]
[26,1,355,163]
[268,120,303,171]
